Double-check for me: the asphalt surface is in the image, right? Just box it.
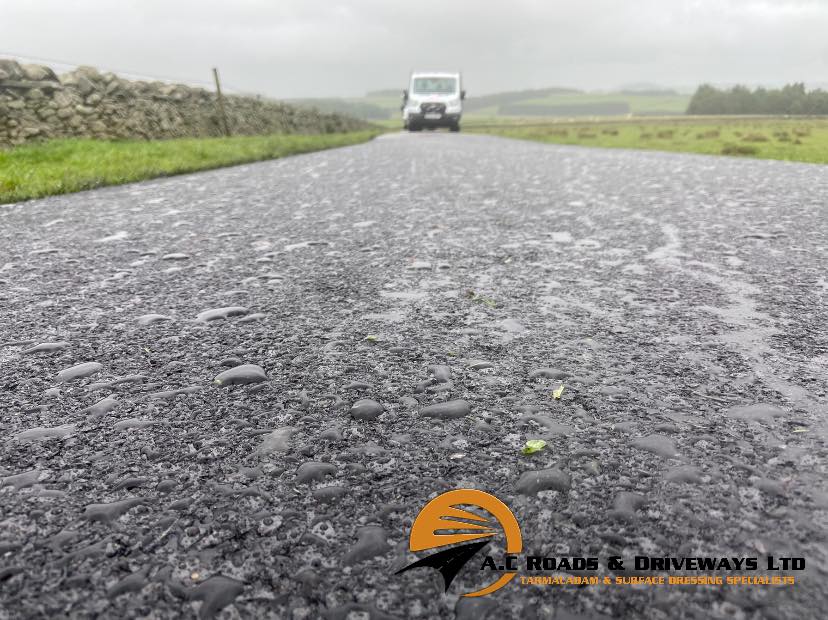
[1,132,827,619]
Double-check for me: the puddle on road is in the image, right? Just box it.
[646,224,821,419]
[379,291,427,301]
[284,241,330,252]
[645,224,682,263]
[95,231,129,243]
[363,310,407,323]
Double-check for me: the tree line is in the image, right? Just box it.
[687,83,828,115]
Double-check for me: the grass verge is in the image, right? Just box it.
[0,131,381,204]
[464,116,828,164]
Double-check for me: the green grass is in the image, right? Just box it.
[0,131,381,204]
[512,92,689,115]
[466,116,828,164]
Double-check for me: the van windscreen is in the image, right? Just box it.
[412,77,457,94]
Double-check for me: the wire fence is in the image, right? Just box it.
[0,50,261,97]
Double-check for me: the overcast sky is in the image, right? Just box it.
[2,0,827,98]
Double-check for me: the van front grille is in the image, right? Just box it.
[420,103,446,114]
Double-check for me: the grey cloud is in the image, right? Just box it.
[1,0,826,97]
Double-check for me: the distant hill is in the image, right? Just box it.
[616,89,678,97]
[616,81,676,92]
[365,89,402,98]
[463,87,581,112]
[287,98,392,120]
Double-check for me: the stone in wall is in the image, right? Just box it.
[0,59,371,147]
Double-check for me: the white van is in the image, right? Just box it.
[401,72,465,132]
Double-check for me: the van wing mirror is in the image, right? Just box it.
[402,89,408,100]
[460,90,466,100]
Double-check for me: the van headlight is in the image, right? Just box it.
[407,99,420,109]
[448,98,461,107]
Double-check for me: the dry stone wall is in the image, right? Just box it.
[0,59,370,147]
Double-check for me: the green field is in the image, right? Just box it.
[0,131,380,204]
[465,116,828,164]
[295,88,692,121]
[465,91,689,117]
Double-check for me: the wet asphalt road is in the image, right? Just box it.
[1,132,827,619]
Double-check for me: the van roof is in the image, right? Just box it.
[411,71,461,78]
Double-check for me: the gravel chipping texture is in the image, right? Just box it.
[1,132,827,619]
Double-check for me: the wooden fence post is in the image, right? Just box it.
[212,67,231,137]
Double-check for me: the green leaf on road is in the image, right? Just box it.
[552,384,565,399]
[521,439,547,455]
[465,290,496,307]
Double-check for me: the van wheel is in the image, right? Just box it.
[409,124,422,132]
[450,123,460,132]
